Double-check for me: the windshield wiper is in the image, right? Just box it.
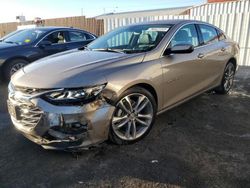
[122,49,148,54]
[92,48,124,53]
[4,41,19,45]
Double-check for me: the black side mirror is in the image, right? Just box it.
[38,40,52,48]
[164,44,194,55]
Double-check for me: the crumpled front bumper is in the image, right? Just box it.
[8,95,115,151]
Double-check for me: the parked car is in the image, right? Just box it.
[0,27,97,80]
[8,20,239,150]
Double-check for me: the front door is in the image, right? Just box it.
[39,31,69,57]
[161,24,208,108]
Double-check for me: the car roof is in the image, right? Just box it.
[127,19,222,32]
[23,26,83,32]
[129,19,212,26]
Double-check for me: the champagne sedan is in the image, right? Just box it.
[8,20,239,150]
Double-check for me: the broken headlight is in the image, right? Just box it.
[43,84,106,105]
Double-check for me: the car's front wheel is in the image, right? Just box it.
[215,62,236,94]
[3,59,28,81]
[109,87,157,145]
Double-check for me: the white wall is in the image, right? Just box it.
[100,0,250,66]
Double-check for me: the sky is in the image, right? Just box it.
[0,0,206,23]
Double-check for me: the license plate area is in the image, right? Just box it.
[7,101,21,120]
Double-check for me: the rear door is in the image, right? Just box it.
[65,30,96,49]
[196,24,229,88]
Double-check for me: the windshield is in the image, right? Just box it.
[0,30,23,41]
[88,24,172,53]
[2,29,46,45]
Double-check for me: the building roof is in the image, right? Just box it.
[95,6,192,19]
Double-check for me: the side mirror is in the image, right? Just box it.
[38,40,52,48]
[164,44,194,55]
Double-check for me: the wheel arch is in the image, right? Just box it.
[2,56,30,69]
[116,81,159,109]
[228,57,237,70]
[132,83,158,106]
[1,56,30,80]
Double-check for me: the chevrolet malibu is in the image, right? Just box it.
[8,20,239,150]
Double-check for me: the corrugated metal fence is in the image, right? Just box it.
[190,0,250,16]
[101,0,250,66]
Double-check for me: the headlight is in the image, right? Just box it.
[43,84,106,105]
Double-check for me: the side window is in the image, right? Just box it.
[170,24,199,47]
[68,31,87,42]
[217,29,226,41]
[85,33,95,40]
[43,31,67,44]
[200,25,219,44]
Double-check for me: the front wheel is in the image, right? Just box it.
[109,87,157,145]
[215,62,236,94]
[3,59,28,81]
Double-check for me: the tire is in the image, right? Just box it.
[3,59,29,81]
[109,87,157,145]
[214,61,236,94]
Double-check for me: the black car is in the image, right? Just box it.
[0,27,97,80]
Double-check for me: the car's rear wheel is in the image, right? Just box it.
[215,62,236,94]
[109,87,157,145]
[3,59,28,81]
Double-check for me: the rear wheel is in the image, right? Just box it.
[3,59,28,81]
[109,87,157,145]
[215,62,236,94]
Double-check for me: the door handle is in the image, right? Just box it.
[221,47,226,52]
[197,53,205,59]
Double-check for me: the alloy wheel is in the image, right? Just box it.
[10,63,26,76]
[223,63,235,92]
[112,93,154,141]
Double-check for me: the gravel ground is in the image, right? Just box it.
[0,67,249,188]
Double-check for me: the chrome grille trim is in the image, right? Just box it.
[12,100,43,128]
[8,82,43,128]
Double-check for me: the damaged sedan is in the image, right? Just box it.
[7,20,239,150]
